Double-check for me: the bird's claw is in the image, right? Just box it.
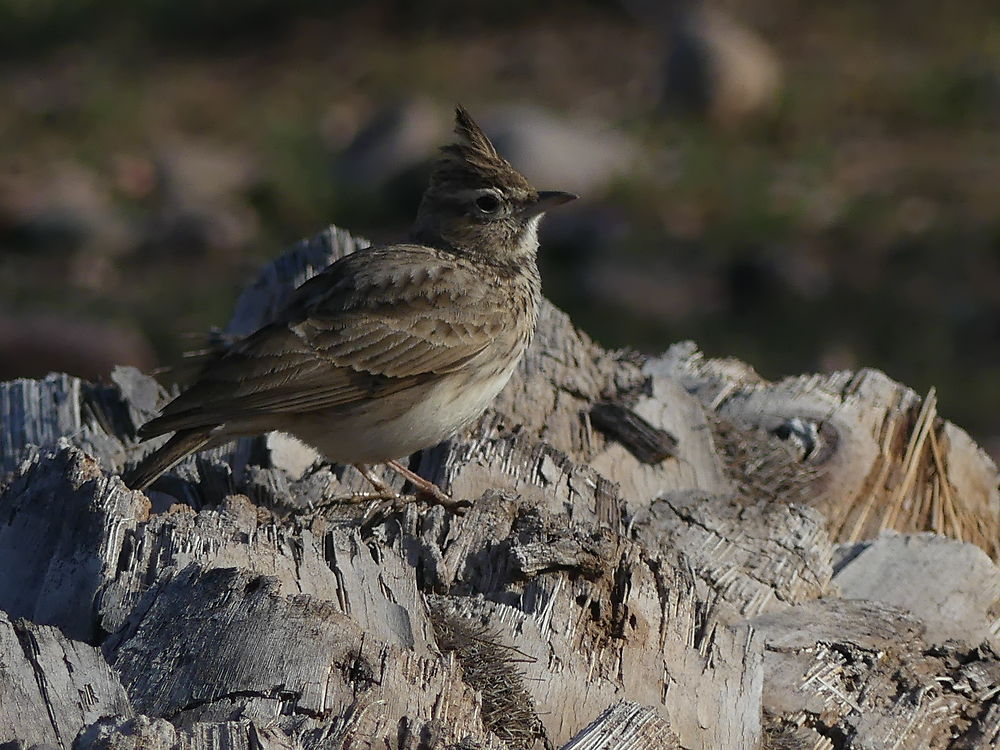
[414,486,471,514]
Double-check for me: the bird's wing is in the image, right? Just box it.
[139,246,505,437]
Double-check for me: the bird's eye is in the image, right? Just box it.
[475,194,501,213]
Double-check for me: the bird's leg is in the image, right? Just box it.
[384,459,470,512]
[353,463,397,497]
[295,465,405,522]
[317,464,409,507]
[341,462,467,514]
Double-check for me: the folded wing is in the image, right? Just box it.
[139,246,501,437]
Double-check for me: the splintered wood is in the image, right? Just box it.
[1,225,999,749]
[659,348,999,558]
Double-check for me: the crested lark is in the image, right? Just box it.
[124,106,576,507]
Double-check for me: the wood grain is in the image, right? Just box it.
[2,225,999,749]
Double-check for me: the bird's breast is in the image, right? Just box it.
[282,338,527,465]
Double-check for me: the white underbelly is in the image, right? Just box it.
[282,363,518,465]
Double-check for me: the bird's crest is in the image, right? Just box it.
[453,105,499,158]
[428,106,531,193]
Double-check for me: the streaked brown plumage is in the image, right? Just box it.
[124,107,576,504]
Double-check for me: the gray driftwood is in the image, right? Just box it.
[0,612,132,747]
[1,225,999,749]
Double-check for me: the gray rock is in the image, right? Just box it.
[335,100,640,199]
[485,105,640,195]
[334,98,444,190]
[833,530,1000,647]
[0,162,132,261]
[661,4,784,126]
[140,140,261,257]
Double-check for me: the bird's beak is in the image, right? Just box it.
[520,190,578,219]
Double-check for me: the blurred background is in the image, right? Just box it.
[2,0,999,454]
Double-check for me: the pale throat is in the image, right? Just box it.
[515,215,542,257]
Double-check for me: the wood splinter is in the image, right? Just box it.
[589,401,678,464]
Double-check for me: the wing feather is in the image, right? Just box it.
[139,245,505,438]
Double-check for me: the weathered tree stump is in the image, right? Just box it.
[1,225,998,749]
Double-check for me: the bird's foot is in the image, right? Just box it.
[352,461,470,514]
[384,459,470,513]
[298,486,412,519]
[306,465,468,519]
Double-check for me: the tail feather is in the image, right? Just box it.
[123,429,213,491]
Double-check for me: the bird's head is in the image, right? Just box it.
[412,106,576,266]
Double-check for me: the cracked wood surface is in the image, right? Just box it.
[406,483,762,748]
[1,225,1000,749]
[634,490,834,622]
[103,564,487,735]
[561,701,682,749]
[751,599,1000,749]
[0,612,132,747]
[657,345,1000,558]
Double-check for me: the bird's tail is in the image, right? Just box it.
[123,429,213,491]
